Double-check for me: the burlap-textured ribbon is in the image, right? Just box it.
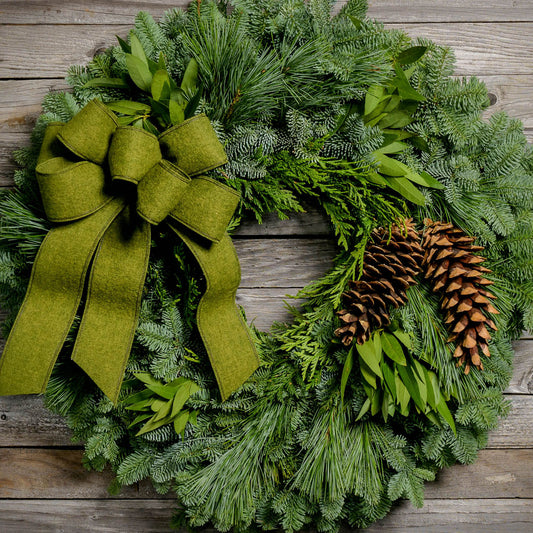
[0,99,259,404]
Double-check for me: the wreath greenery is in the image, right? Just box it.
[1,0,532,531]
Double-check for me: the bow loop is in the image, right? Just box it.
[57,99,118,164]
[137,160,190,225]
[109,127,162,185]
[158,114,228,176]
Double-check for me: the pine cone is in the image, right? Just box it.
[334,219,424,346]
[422,219,499,374]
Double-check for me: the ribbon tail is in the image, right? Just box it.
[170,226,260,401]
[71,206,151,405]
[0,199,123,397]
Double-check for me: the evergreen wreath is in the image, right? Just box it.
[1,0,532,530]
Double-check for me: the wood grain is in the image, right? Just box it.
[1,0,532,24]
[0,498,532,532]
[1,23,533,80]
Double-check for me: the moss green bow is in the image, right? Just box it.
[0,99,259,404]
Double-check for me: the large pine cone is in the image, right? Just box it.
[422,219,499,373]
[334,219,424,346]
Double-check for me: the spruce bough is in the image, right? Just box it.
[0,1,530,531]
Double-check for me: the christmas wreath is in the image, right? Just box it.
[1,0,532,531]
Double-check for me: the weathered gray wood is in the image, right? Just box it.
[1,448,530,500]
[1,23,532,79]
[0,449,141,499]
[0,395,74,446]
[0,499,176,533]
[1,0,533,24]
[424,449,533,499]
[235,238,336,288]
[0,498,532,532]
[1,393,532,448]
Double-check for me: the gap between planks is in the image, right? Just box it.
[0,0,532,24]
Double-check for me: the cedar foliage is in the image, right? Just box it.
[0,0,531,531]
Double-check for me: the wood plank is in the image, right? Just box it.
[235,238,336,288]
[383,23,533,76]
[0,498,532,532]
[1,393,532,448]
[424,449,533,499]
[0,499,176,533]
[0,448,139,499]
[1,1,532,24]
[1,23,533,79]
[1,448,530,500]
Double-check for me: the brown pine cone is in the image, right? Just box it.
[422,219,499,373]
[334,219,424,346]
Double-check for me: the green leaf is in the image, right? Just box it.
[189,410,198,426]
[171,381,200,418]
[142,118,159,136]
[169,99,185,125]
[348,14,363,30]
[116,35,131,54]
[146,383,175,400]
[125,398,155,412]
[153,398,173,422]
[128,413,153,429]
[180,58,198,95]
[383,129,415,141]
[382,332,407,365]
[392,64,426,101]
[366,112,388,128]
[340,346,354,404]
[173,410,190,435]
[122,388,153,406]
[366,171,388,187]
[116,115,139,126]
[376,141,408,155]
[436,398,456,434]
[157,51,166,70]
[355,398,371,421]
[409,135,430,153]
[136,413,173,436]
[406,170,445,190]
[383,94,402,114]
[378,110,414,129]
[357,337,383,378]
[83,77,130,89]
[372,151,409,176]
[381,360,396,397]
[395,372,411,415]
[150,399,167,412]
[397,364,425,410]
[392,329,413,350]
[396,46,428,66]
[382,176,426,206]
[359,359,378,388]
[364,85,386,116]
[382,391,390,422]
[134,372,162,388]
[125,54,153,92]
[371,388,382,416]
[151,69,171,101]
[129,32,148,65]
[184,85,203,119]
[106,100,150,116]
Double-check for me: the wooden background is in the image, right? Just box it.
[1,0,532,531]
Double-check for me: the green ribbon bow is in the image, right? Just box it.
[0,99,259,404]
